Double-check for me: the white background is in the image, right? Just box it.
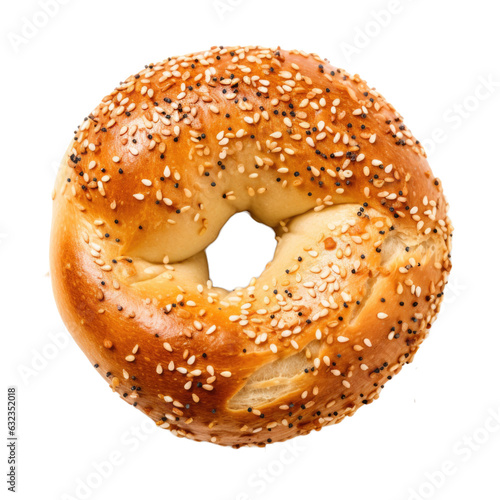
[2,1,500,499]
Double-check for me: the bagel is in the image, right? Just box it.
[50,46,452,447]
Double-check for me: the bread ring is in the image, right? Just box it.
[50,46,452,447]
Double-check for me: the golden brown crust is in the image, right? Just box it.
[50,46,452,447]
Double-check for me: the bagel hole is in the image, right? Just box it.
[205,212,276,291]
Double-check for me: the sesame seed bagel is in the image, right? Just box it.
[50,46,452,447]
